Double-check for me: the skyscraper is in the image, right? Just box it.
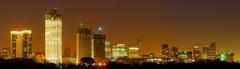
[202,46,208,59]
[162,44,169,59]
[208,42,216,60]
[45,8,62,63]
[92,34,106,59]
[136,38,142,55]
[171,47,178,58]
[11,30,32,58]
[76,24,92,64]
[193,46,201,61]
[105,41,112,59]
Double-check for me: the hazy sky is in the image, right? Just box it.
[0,0,240,60]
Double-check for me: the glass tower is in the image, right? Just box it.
[45,8,62,63]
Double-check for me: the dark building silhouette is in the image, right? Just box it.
[76,25,92,64]
[193,46,201,61]
[92,34,106,59]
[171,47,178,58]
[208,42,216,60]
[162,44,169,59]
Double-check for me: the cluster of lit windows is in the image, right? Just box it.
[11,30,32,58]
[129,47,139,51]
[112,44,127,59]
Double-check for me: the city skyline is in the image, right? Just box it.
[0,0,240,61]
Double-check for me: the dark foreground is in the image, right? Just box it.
[0,59,239,69]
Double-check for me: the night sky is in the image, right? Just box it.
[0,0,240,60]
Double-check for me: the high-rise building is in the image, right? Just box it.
[92,34,106,59]
[226,52,234,63]
[128,46,140,58]
[76,25,92,64]
[128,39,141,58]
[208,42,216,60]
[171,47,178,58]
[11,30,32,59]
[112,44,127,60]
[202,46,208,59]
[162,44,169,59]
[136,38,142,55]
[45,8,62,63]
[2,48,11,59]
[193,46,201,61]
[105,41,112,59]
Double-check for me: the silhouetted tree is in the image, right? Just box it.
[80,57,95,67]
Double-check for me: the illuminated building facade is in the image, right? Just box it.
[2,48,11,59]
[76,26,92,64]
[92,34,106,59]
[11,30,32,58]
[105,41,112,59]
[208,42,216,60]
[202,46,208,59]
[193,46,201,61]
[162,44,169,59]
[128,46,140,58]
[136,38,142,55]
[217,51,234,62]
[45,8,62,63]
[112,44,127,60]
[171,47,178,58]
[226,52,234,62]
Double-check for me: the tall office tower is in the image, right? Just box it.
[162,44,169,59]
[136,38,142,55]
[128,43,140,58]
[2,48,11,59]
[11,30,32,59]
[202,46,208,59]
[112,44,127,60]
[45,8,62,63]
[105,41,112,59]
[92,34,106,59]
[171,47,178,58]
[76,24,92,64]
[208,42,216,60]
[193,46,201,61]
[226,52,234,63]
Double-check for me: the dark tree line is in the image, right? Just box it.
[0,58,239,69]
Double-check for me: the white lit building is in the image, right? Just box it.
[45,8,62,63]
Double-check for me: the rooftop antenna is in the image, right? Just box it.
[52,0,61,10]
